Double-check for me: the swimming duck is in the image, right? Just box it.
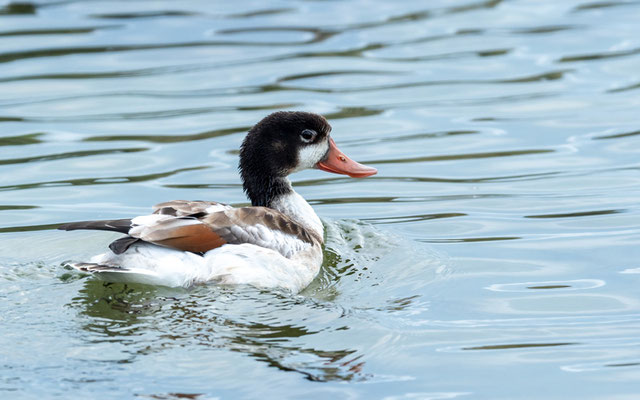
[58,111,377,292]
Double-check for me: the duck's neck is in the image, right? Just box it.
[244,176,323,243]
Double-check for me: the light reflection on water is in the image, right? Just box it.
[1,0,640,398]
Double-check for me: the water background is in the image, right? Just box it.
[1,0,640,398]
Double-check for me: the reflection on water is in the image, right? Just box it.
[73,281,368,382]
[1,0,640,398]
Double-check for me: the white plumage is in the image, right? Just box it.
[90,240,321,292]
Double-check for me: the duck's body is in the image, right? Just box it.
[59,112,376,293]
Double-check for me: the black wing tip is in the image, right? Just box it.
[57,222,84,231]
[56,219,133,234]
[109,236,140,254]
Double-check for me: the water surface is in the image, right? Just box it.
[1,0,640,398]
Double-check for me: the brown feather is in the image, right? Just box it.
[152,202,318,244]
[149,224,227,253]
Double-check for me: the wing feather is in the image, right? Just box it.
[202,207,318,258]
[145,223,227,253]
[64,203,319,257]
[152,200,231,217]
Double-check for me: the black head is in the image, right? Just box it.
[240,111,331,176]
[239,111,376,207]
[239,111,332,206]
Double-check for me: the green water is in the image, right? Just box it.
[1,0,640,398]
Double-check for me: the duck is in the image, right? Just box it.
[58,111,377,293]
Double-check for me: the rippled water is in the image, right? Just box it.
[1,0,640,398]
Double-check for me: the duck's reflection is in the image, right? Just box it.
[70,280,367,382]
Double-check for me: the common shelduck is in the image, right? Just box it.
[58,111,377,293]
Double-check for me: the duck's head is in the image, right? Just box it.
[240,111,377,206]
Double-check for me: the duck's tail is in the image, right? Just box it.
[58,219,140,254]
[57,219,132,234]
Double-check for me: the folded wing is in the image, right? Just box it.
[59,202,319,258]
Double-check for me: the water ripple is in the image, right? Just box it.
[364,213,467,224]
[558,47,640,62]
[0,25,121,37]
[573,1,637,12]
[277,70,571,94]
[462,342,577,351]
[84,126,250,143]
[226,8,295,19]
[6,103,297,122]
[368,149,554,164]
[89,11,200,19]
[0,2,36,15]
[0,40,317,64]
[217,26,337,45]
[0,132,43,146]
[0,148,147,166]
[0,166,207,192]
[525,209,624,219]
[593,129,640,140]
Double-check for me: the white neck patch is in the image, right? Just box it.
[292,139,329,173]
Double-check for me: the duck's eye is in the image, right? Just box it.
[300,129,316,143]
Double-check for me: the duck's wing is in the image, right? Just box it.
[152,200,232,217]
[59,205,317,257]
[131,206,316,257]
[205,206,318,248]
